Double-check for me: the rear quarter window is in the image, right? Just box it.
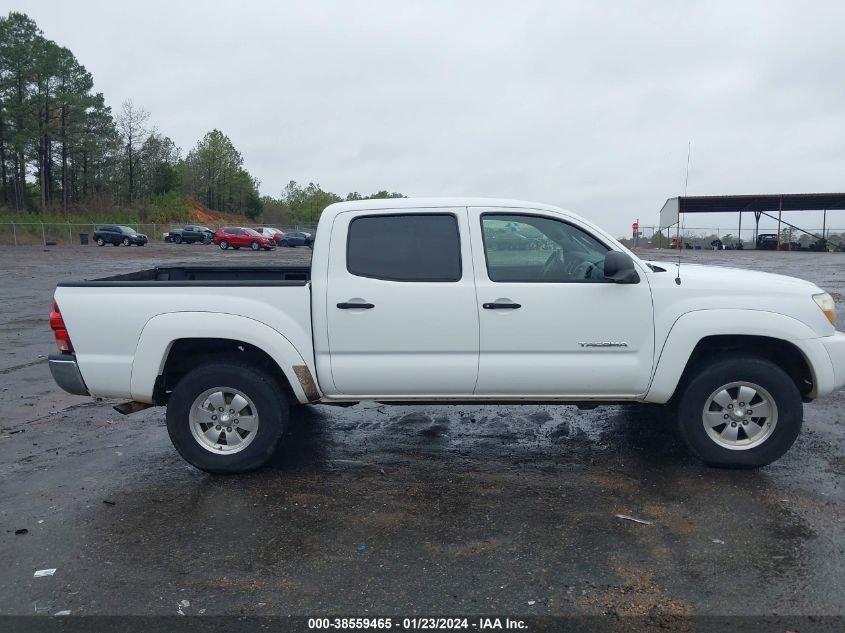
[347,214,461,282]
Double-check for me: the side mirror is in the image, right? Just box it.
[604,251,640,284]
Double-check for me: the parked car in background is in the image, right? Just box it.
[213,227,275,251]
[166,225,214,244]
[279,231,314,248]
[253,227,285,244]
[94,225,148,247]
[756,234,779,250]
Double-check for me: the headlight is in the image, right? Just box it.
[813,292,837,326]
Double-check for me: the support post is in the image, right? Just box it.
[776,196,783,250]
[41,223,46,246]
[12,222,17,246]
[738,211,742,248]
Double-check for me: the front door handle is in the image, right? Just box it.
[337,302,375,309]
[483,302,521,309]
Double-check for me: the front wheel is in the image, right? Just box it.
[122,237,130,246]
[219,240,229,250]
[251,241,260,251]
[674,356,802,468]
[166,361,289,473]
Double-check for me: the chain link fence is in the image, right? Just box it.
[0,222,319,247]
[624,225,845,250]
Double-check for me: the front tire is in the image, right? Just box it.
[251,241,260,251]
[166,361,289,474]
[122,237,130,246]
[675,356,802,468]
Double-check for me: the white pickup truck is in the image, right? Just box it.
[48,198,845,473]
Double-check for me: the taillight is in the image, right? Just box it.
[50,300,74,353]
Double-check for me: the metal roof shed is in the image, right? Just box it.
[659,193,845,246]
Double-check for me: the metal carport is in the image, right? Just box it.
[659,193,845,248]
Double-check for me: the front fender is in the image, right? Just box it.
[645,309,821,403]
[130,312,317,404]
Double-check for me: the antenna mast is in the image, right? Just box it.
[675,141,691,285]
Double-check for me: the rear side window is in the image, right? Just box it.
[347,214,461,282]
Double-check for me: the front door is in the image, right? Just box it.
[325,208,479,397]
[469,208,655,397]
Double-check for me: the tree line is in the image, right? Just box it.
[0,12,263,220]
[0,11,405,224]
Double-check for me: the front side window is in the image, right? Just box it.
[347,214,461,282]
[481,214,609,282]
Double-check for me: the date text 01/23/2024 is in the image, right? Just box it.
[307,618,528,630]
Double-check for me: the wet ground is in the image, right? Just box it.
[0,243,843,620]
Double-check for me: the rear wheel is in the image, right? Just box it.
[674,356,802,468]
[166,361,289,473]
[219,240,229,250]
[173,234,182,244]
[96,237,105,246]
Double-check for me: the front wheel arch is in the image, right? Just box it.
[671,335,813,404]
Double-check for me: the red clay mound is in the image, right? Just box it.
[189,199,253,226]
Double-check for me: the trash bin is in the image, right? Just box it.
[79,233,89,245]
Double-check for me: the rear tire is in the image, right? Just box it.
[96,237,105,246]
[674,356,802,468]
[219,240,229,250]
[174,235,182,244]
[166,361,289,474]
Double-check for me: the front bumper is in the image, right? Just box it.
[48,353,90,396]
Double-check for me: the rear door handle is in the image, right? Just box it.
[337,302,375,309]
[483,302,521,309]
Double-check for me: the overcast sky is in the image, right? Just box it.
[13,0,845,235]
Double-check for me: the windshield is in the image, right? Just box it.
[118,226,137,235]
[244,228,262,237]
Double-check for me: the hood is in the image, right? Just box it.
[642,259,834,337]
[643,260,820,293]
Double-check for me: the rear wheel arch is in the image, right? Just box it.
[156,339,296,405]
[131,313,317,405]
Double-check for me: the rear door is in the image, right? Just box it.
[469,208,655,397]
[324,208,479,396]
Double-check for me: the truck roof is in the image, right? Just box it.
[324,197,569,217]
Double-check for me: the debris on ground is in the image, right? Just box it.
[14,528,28,535]
[103,500,116,506]
[357,544,366,552]
[33,569,57,577]
[712,539,725,544]
[54,610,71,616]
[616,514,653,525]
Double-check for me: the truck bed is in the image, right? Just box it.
[58,265,311,287]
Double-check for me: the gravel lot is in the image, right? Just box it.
[0,243,843,620]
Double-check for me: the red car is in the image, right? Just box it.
[213,227,276,251]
